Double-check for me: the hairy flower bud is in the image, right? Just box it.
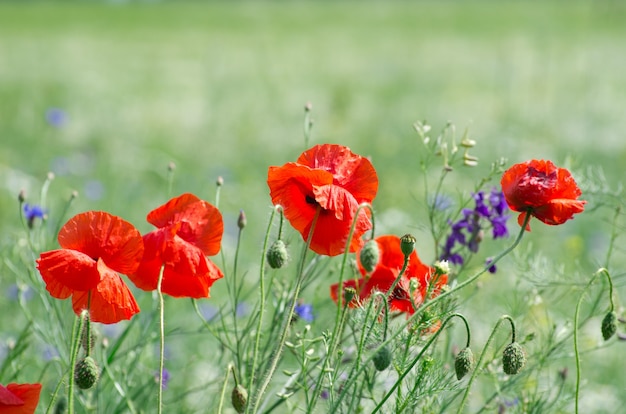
[372,345,392,371]
[502,342,525,375]
[231,384,248,413]
[455,347,474,380]
[400,234,416,257]
[602,311,618,341]
[74,356,99,390]
[266,240,289,269]
[359,240,380,273]
[237,210,247,230]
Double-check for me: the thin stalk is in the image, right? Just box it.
[67,312,87,414]
[250,208,320,413]
[574,267,612,414]
[217,363,234,414]
[156,264,166,414]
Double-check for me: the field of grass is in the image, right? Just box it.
[1,1,626,413]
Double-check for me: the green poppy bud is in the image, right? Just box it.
[359,240,380,273]
[74,356,99,390]
[267,240,289,269]
[372,345,392,371]
[601,311,618,341]
[455,347,474,380]
[231,384,248,414]
[502,342,525,375]
[400,234,416,257]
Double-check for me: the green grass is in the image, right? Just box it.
[1,1,626,413]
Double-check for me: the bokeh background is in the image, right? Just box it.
[1,1,626,412]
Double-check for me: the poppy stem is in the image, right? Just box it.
[156,264,166,414]
[67,311,87,414]
[250,207,320,413]
[455,315,517,414]
[574,267,613,414]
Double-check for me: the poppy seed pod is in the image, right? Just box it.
[502,342,525,375]
[372,345,392,371]
[359,240,380,273]
[400,234,416,257]
[455,347,474,380]
[601,311,618,341]
[231,384,248,414]
[74,356,99,390]
[267,240,289,269]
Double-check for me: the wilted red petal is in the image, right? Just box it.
[36,249,100,294]
[146,193,223,256]
[0,383,42,414]
[501,159,585,228]
[57,211,143,275]
[72,260,140,324]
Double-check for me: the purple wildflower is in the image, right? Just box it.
[485,257,497,274]
[45,108,67,128]
[440,188,510,267]
[155,368,170,390]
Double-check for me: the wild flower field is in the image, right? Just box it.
[1,1,626,413]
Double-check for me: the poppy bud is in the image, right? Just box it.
[455,347,474,380]
[343,287,357,305]
[502,342,525,375]
[372,345,392,371]
[359,240,380,273]
[74,356,99,389]
[18,189,26,203]
[237,210,247,230]
[231,384,248,414]
[216,176,224,187]
[400,234,416,257]
[601,311,617,341]
[167,162,176,172]
[267,240,289,269]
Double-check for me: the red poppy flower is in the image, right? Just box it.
[128,193,224,298]
[36,212,143,324]
[501,159,586,230]
[0,383,42,414]
[267,144,378,256]
[330,235,447,314]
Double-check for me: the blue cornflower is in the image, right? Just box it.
[45,108,67,128]
[440,188,510,268]
[23,203,46,228]
[155,368,170,390]
[294,302,314,323]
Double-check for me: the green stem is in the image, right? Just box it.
[574,267,612,414]
[455,315,516,414]
[217,363,234,414]
[156,264,166,414]
[67,312,87,414]
[250,207,320,412]
[245,207,277,414]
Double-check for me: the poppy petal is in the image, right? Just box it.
[532,198,587,226]
[36,249,100,294]
[1,383,42,414]
[72,260,140,324]
[146,194,223,256]
[57,211,143,275]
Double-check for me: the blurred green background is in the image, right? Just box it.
[1,1,625,412]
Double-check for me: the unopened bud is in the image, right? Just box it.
[434,260,450,276]
[372,345,392,371]
[231,384,248,413]
[455,347,474,380]
[74,356,99,389]
[237,210,247,230]
[267,240,289,269]
[400,234,416,257]
[502,342,525,375]
[167,162,176,172]
[602,311,618,340]
[460,138,476,148]
[359,240,380,273]
[18,190,26,203]
[216,176,224,187]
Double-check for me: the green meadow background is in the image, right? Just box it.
[1,1,626,412]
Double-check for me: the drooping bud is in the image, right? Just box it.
[231,384,248,413]
[502,342,525,375]
[454,347,474,380]
[359,240,380,273]
[266,240,289,269]
[400,234,416,257]
[372,345,392,371]
[601,311,618,341]
[74,356,99,389]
